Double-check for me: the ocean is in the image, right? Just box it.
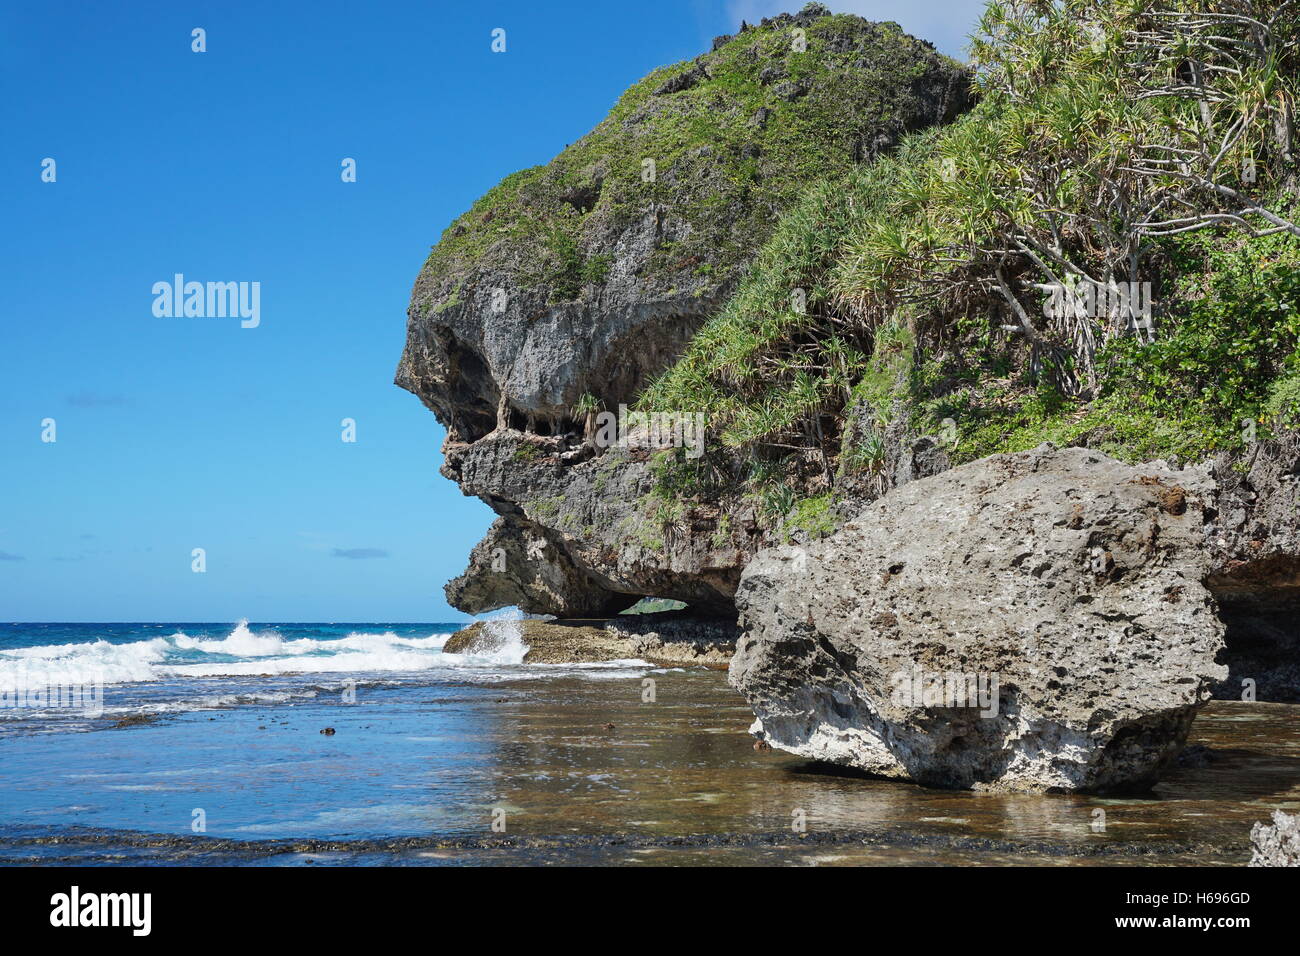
[0,620,649,737]
[0,621,1295,866]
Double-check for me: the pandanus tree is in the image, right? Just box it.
[855,0,1300,393]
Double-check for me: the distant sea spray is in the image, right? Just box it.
[0,621,454,695]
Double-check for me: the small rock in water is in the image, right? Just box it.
[603,722,616,730]
[320,727,336,736]
[112,714,156,729]
[753,740,772,752]
[1250,810,1300,866]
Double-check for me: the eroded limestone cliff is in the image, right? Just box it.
[397,5,973,617]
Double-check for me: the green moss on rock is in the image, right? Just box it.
[413,8,969,306]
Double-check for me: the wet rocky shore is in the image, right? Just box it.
[3,667,1296,866]
[444,613,736,667]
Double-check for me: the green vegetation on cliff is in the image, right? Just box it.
[643,0,1300,520]
[416,7,968,300]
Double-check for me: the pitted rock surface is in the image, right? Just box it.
[731,444,1228,793]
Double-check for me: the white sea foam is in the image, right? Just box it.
[0,617,647,695]
[0,620,456,691]
[0,637,166,691]
[438,611,530,667]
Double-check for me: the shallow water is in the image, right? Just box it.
[2,649,1295,865]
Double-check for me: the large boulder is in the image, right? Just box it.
[730,444,1228,793]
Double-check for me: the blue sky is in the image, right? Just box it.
[0,0,987,622]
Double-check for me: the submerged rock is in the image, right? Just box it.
[111,714,157,730]
[607,612,738,667]
[445,614,736,666]
[1249,810,1300,866]
[445,619,625,664]
[731,444,1228,793]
